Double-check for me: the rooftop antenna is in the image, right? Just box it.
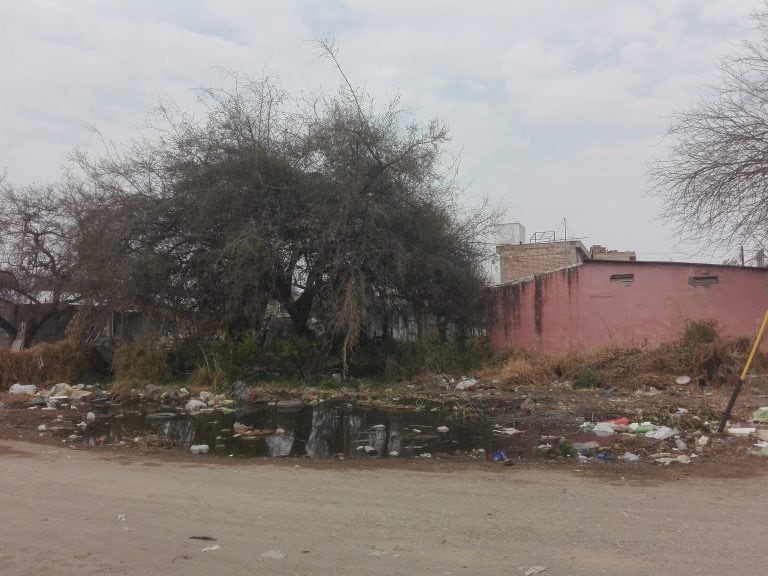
[555,217,587,242]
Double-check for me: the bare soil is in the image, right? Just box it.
[1,438,767,576]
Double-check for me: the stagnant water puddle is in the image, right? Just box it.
[80,402,534,459]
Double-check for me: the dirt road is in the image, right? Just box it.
[1,441,766,576]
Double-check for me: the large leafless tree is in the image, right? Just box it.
[649,10,768,256]
[0,177,80,346]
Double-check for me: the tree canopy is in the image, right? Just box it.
[60,70,494,370]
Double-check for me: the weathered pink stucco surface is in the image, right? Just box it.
[491,261,768,355]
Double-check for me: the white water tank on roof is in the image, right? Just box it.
[495,222,526,246]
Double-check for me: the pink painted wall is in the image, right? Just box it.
[490,261,768,355]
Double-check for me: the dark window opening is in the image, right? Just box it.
[689,276,719,287]
[610,273,635,284]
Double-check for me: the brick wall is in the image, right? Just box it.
[497,241,588,283]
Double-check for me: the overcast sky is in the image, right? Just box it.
[1,0,764,262]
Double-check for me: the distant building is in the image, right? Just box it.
[491,260,768,355]
[496,240,589,284]
[491,227,768,354]
[589,244,636,262]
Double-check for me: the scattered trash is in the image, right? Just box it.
[201,545,221,552]
[37,424,47,432]
[634,422,656,434]
[655,454,692,465]
[189,536,217,541]
[455,377,477,390]
[674,438,688,451]
[525,566,548,576]
[49,382,74,397]
[619,452,640,462]
[675,375,692,385]
[579,422,595,433]
[116,514,126,521]
[261,550,285,559]
[490,449,507,462]
[185,399,207,412]
[418,452,432,459]
[696,436,710,447]
[572,441,599,456]
[9,383,36,395]
[727,427,756,436]
[190,444,210,454]
[493,426,523,436]
[752,407,768,422]
[604,417,630,426]
[86,411,96,423]
[436,426,449,433]
[592,422,615,437]
[756,430,768,442]
[388,451,399,457]
[596,451,612,461]
[648,426,678,440]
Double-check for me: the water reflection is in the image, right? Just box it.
[85,402,505,459]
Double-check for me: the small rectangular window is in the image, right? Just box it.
[610,273,634,284]
[689,276,719,287]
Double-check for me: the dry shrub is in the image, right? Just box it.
[113,339,172,385]
[481,347,555,388]
[188,364,228,391]
[485,320,761,391]
[0,341,106,390]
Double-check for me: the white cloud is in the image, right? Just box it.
[0,0,764,261]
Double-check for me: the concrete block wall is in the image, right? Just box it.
[491,260,768,355]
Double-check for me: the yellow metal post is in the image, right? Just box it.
[718,309,768,433]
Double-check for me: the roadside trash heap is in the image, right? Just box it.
[729,406,768,458]
[8,381,96,406]
[5,381,240,454]
[183,390,236,414]
[571,416,700,465]
[7,382,103,443]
